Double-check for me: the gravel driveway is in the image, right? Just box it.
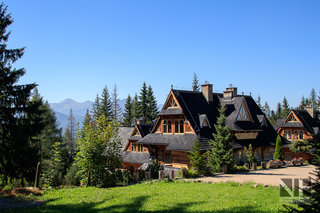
[195,165,316,186]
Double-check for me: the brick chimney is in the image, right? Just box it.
[201,82,213,102]
[223,84,237,100]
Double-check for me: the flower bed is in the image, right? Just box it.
[291,157,304,166]
[268,159,284,168]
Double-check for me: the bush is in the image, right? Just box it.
[65,164,81,186]
[289,140,312,153]
[234,165,249,172]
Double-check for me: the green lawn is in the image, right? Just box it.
[4,180,291,213]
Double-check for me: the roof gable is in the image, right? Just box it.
[284,111,301,124]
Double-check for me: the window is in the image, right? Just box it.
[236,102,250,121]
[131,143,136,152]
[168,120,172,133]
[288,131,292,140]
[165,152,171,164]
[294,131,298,139]
[163,120,167,133]
[285,153,292,161]
[180,120,184,133]
[299,131,304,140]
[174,120,179,133]
[283,131,287,139]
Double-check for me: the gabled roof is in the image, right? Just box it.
[123,124,153,151]
[122,151,150,164]
[118,127,135,150]
[275,110,320,134]
[148,89,279,151]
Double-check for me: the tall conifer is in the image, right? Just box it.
[207,105,234,173]
[122,94,133,127]
[0,3,45,181]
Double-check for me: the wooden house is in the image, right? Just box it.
[133,83,281,168]
[122,120,153,170]
[274,106,320,161]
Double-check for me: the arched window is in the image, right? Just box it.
[299,131,304,140]
[294,131,298,139]
[174,120,179,133]
[163,120,167,133]
[284,131,287,139]
[180,120,184,133]
[288,131,292,140]
[168,120,172,133]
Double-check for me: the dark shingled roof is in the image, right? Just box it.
[147,89,281,151]
[122,151,150,164]
[274,110,320,134]
[137,124,154,137]
[118,127,135,150]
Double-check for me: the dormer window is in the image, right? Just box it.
[236,102,251,121]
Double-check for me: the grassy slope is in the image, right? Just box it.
[5,181,288,213]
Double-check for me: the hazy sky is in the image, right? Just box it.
[4,0,320,110]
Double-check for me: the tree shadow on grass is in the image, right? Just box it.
[8,195,277,213]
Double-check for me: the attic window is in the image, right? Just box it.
[288,114,298,122]
[236,102,251,121]
[168,97,178,108]
[199,114,211,128]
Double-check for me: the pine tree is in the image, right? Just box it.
[138,82,148,121]
[91,94,101,120]
[309,88,317,106]
[146,85,158,124]
[276,102,282,119]
[187,140,205,172]
[122,94,133,127]
[281,96,290,118]
[111,84,122,122]
[0,3,45,182]
[299,95,307,110]
[263,101,270,118]
[273,134,284,161]
[132,93,139,124]
[100,85,113,120]
[192,73,200,92]
[207,105,234,173]
[256,95,262,109]
[67,108,76,159]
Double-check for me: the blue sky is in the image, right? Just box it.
[4,0,320,111]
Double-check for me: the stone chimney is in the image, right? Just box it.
[305,105,316,119]
[201,82,213,102]
[223,84,237,100]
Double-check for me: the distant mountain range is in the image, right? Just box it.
[50,98,163,131]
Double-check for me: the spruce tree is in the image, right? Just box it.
[281,96,290,118]
[299,95,306,110]
[0,3,45,182]
[309,88,317,106]
[100,85,113,120]
[207,105,234,173]
[187,140,205,172]
[111,84,122,122]
[276,102,282,119]
[273,134,284,161]
[67,108,76,159]
[132,93,139,124]
[192,73,200,92]
[91,94,101,120]
[138,82,148,121]
[146,85,158,124]
[122,94,133,127]
[263,101,270,118]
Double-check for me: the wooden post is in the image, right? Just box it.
[207,167,213,176]
[134,172,139,183]
[145,172,151,181]
[252,163,257,170]
[222,165,228,174]
[244,163,250,170]
[261,161,266,169]
[34,162,41,188]
[169,169,175,179]
[159,170,164,180]
[181,168,187,178]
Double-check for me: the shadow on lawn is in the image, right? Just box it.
[10,196,274,213]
